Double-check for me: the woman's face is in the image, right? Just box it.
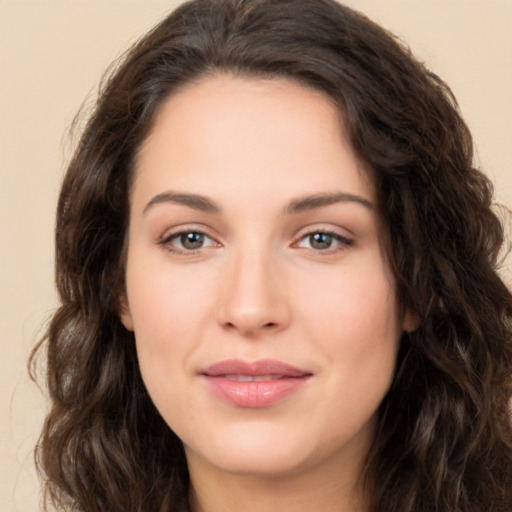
[121,75,412,481]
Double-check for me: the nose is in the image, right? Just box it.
[216,245,291,338]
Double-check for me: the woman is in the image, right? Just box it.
[32,0,512,510]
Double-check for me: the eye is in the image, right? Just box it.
[295,230,353,252]
[160,230,218,253]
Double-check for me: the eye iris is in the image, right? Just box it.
[181,232,204,249]
[310,232,333,250]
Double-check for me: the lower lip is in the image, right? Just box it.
[203,376,310,408]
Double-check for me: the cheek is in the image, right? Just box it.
[124,250,227,415]
[124,261,206,423]
[125,251,215,345]
[297,257,401,392]
[300,258,400,340]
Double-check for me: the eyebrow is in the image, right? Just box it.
[143,190,373,215]
[284,192,373,214]
[143,191,221,214]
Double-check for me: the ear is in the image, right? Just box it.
[402,309,419,333]
[118,294,134,331]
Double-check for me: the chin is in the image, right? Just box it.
[184,422,335,478]
[198,449,313,478]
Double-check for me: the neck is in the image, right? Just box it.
[187,451,369,512]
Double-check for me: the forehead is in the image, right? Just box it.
[132,74,374,209]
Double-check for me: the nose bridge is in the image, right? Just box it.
[218,236,288,335]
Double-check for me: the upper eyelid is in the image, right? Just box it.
[159,224,218,242]
[164,230,214,242]
[293,223,355,240]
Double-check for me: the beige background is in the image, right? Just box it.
[1,1,511,510]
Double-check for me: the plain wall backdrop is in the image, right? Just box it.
[1,1,511,510]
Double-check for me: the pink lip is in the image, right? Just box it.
[201,359,312,408]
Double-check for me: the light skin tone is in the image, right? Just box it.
[120,75,415,512]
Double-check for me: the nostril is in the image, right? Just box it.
[222,320,278,334]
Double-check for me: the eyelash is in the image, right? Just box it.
[159,229,219,255]
[159,228,354,256]
[293,229,354,254]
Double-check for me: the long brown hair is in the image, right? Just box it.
[31,0,512,510]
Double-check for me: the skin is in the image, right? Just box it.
[120,75,414,512]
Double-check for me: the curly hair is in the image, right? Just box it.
[31,0,512,510]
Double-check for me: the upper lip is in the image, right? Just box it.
[201,359,312,378]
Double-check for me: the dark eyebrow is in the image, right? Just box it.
[284,192,374,214]
[143,191,221,214]
[143,190,372,216]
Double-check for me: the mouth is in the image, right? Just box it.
[223,374,288,382]
[201,359,313,408]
